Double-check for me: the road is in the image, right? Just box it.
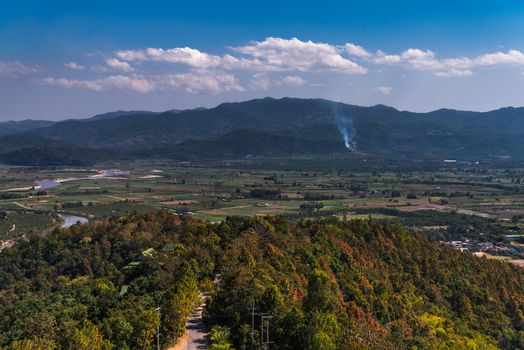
[13,202,32,210]
[170,298,209,350]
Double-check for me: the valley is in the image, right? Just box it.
[5,3,524,349]
[2,99,524,349]
[2,157,524,263]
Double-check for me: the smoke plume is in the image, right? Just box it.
[331,104,357,151]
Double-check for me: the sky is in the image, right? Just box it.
[2,1,524,120]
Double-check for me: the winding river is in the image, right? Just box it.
[59,214,89,228]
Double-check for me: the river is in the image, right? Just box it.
[59,214,89,228]
[35,179,61,189]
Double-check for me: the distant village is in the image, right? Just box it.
[443,237,524,266]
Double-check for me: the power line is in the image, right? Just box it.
[250,300,273,350]
[260,313,273,350]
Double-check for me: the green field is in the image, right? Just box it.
[1,159,524,259]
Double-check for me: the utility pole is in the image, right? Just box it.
[155,307,161,350]
[250,300,272,350]
[260,314,273,350]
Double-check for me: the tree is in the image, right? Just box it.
[69,320,112,350]
[210,326,235,350]
[10,338,58,350]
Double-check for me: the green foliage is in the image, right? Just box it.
[210,326,235,350]
[0,212,208,349]
[0,211,523,349]
[206,216,524,350]
[70,320,112,350]
[10,338,58,350]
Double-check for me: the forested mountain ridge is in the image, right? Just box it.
[0,120,55,137]
[8,98,524,156]
[138,128,347,160]
[0,145,117,166]
[0,212,523,349]
[4,97,524,160]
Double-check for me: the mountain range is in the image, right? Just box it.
[1,97,524,165]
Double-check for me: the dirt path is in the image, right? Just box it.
[169,298,209,350]
[197,204,253,214]
[13,202,32,210]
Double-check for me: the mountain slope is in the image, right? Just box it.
[0,146,115,166]
[0,213,522,349]
[8,97,524,159]
[87,110,160,121]
[140,129,347,159]
[0,134,66,154]
[207,216,524,349]
[0,120,55,137]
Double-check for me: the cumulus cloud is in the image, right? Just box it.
[114,37,367,74]
[250,74,306,90]
[232,37,367,73]
[161,70,244,94]
[40,75,155,93]
[375,48,441,70]
[277,75,306,86]
[374,47,524,73]
[64,62,86,70]
[249,73,271,90]
[434,69,474,78]
[32,38,524,97]
[375,86,392,95]
[345,43,372,58]
[116,47,222,68]
[0,60,40,77]
[105,58,134,72]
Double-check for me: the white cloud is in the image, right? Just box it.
[64,62,85,70]
[277,75,306,86]
[434,69,474,78]
[114,38,367,74]
[162,70,244,94]
[249,73,271,90]
[249,74,306,90]
[232,37,367,73]
[374,47,524,73]
[345,43,372,58]
[105,58,134,72]
[375,86,392,95]
[31,38,524,98]
[473,49,524,66]
[375,48,442,70]
[111,38,524,78]
[0,61,40,77]
[40,75,155,93]
[116,47,222,68]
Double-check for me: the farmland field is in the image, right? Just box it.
[1,158,524,260]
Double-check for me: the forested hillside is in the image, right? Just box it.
[0,120,55,137]
[0,212,523,349]
[4,97,524,160]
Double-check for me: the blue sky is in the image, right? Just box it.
[2,1,524,120]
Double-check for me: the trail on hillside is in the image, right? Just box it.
[170,297,208,350]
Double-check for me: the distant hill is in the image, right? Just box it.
[2,97,524,163]
[0,120,55,137]
[87,110,160,121]
[138,129,347,160]
[0,134,66,154]
[0,145,116,166]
